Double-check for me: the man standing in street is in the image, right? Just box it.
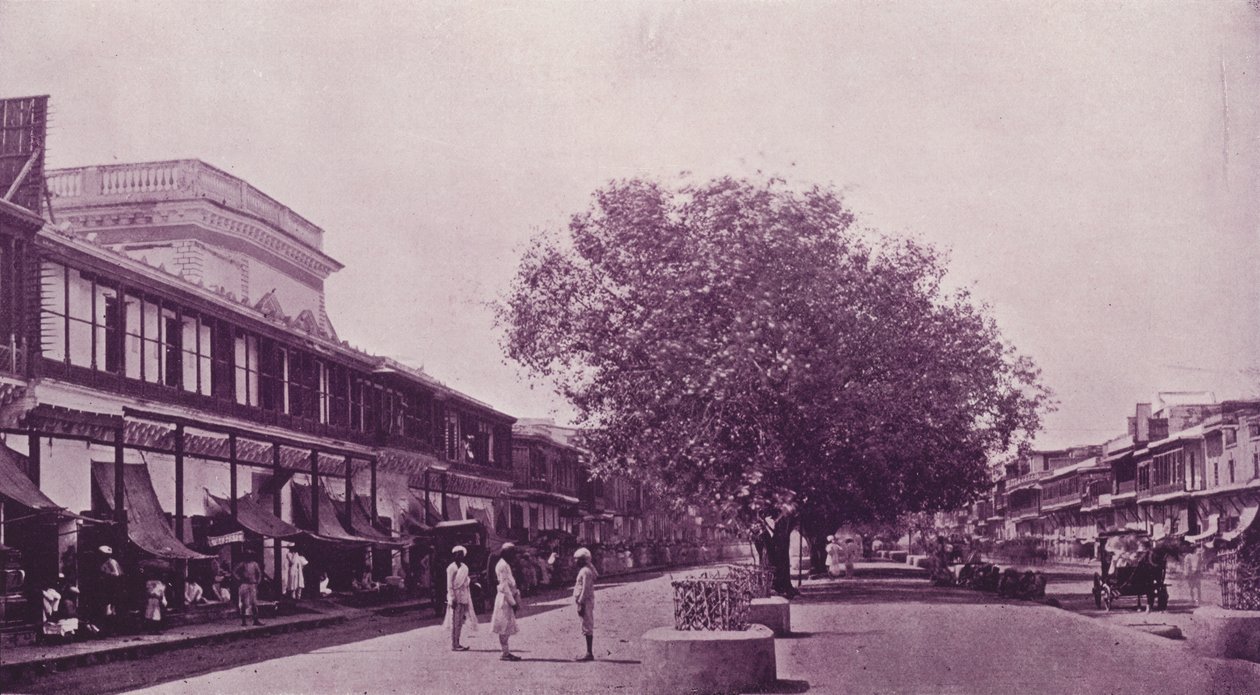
[234,551,264,627]
[572,547,597,661]
[491,543,522,661]
[443,545,475,651]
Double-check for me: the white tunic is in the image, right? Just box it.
[490,558,520,636]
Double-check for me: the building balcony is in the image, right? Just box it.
[1006,469,1050,492]
[46,160,326,252]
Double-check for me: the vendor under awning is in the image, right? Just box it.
[207,491,304,540]
[90,462,211,560]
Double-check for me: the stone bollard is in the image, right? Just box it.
[640,624,777,694]
[1186,607,1260,663]
[748,596,791,635]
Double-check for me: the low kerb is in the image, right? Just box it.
[1186,606,1260,663]
[748,596,791,635]
[640,624,777,694]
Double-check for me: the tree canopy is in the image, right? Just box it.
[497,176,1051,533]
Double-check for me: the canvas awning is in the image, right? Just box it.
[1221,506,1259,543]
[291,484,385,546]
[0,443,63,512]
[329,494,410,547]
[91,462,212,560]
[1186,513,1220,544]
[208,491,304,540]
[400,488,442,533]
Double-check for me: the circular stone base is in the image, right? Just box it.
[640,624,776,694]
[1187,607,1260,663]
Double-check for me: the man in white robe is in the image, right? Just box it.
[445,546,474,651]
[573,547,598,661]
[491,543,522,661]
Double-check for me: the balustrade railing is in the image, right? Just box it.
[45,160,325,251]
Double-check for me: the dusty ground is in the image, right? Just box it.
[70,565,1258,695]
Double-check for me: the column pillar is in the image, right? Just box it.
[26,426,39,487]
[273,443,283,593]
[310,449,320,531]
[113,425,126,557]
[370,457,378,524]
[344,455,354,533]
[174,424,185,540]
[228,433,238,519]
[441,471,449,521]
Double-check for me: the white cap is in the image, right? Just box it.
[99,545,113,555]
[574,547,592,560]
[451,545,467,555]
[827,535,835,541]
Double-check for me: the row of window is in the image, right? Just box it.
[38,261,509,467]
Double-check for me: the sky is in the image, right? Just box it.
[1,1,1258,449]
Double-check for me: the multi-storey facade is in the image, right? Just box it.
[0,100,521,642]
[955,393,1260,557]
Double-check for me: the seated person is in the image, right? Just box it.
[209,575,232,603]
[351,569,379,591]
[185,579,206,605]
[318,572,333,597]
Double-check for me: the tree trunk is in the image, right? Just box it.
[809,532,829,577]
[768,518,797,598]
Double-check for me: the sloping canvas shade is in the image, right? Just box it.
[91,461,212,560]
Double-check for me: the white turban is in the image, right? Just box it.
[99,545,113,555]
[451,545,467,555]
[827,535,835,542]
[574,547,592,560]
[500,542,515,551]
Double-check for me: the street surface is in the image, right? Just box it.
[73,564,1255,695]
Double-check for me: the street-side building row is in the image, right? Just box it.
[949,392,1260,558]
[0,95,718,644]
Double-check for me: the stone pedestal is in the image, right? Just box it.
[748,596,791,635]
[641,624,777,694]
[1186,607,1260,663]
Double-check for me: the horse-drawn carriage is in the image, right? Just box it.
[1091,528,1187,612]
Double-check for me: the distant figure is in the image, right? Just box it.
[1182,547,1203,606]
[209,574,231,603]
[442,545,477,651]
[572,547,597,661]
[825,535,843,578]
[491,543,522,661]
[843,538,859,578]
[144,575,168,631]
[286,550,308,600]
[318,572,333,597]
[234,552,264,626]
[97,546,123,627]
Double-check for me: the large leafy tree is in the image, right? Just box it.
[497,177,1051,592]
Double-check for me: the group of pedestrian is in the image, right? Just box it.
[824,535,859,578]
[444,542,598,662]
